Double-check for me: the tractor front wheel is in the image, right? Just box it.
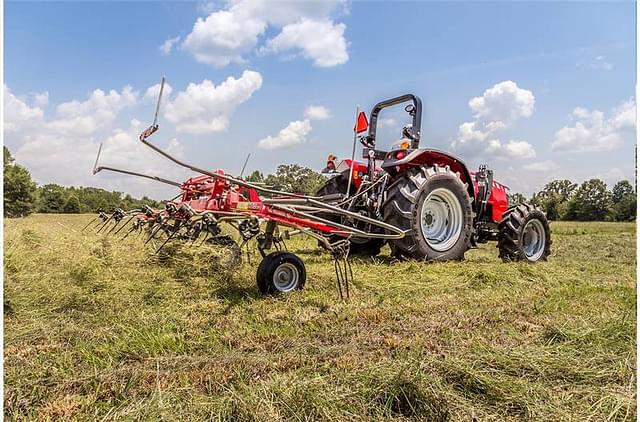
[382,165,474,261]
[497,204,551,262]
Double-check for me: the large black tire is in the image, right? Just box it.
[381,165,474,261]
[498,204,551,262]
[256,251,306,295]
[316,172,385,256]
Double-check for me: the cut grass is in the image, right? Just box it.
[4,214,636,420]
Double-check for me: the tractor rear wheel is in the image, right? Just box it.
[315,172,384,256]
[497,204,551,262]
[381,165,474,261]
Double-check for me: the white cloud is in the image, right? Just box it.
[159,36,181,55]
[552,98,636,152]
[261,18,348,67]
[33,91,49,108]
[488,139,536,159]
[6,73,265,196]
[451,80,536,160]
[591,55,613,71]
[182,8,265,67]
[378,117,396,128]
[468,80,535,126]
[304,104,331,120]
[3,85,44,133]
[163,70,263,134]
[4,84,189,199]
[597,167,626,186]
[258,102,330,149]
[55,86,137,118]
[45,86,138,137]
[181,0,349,67]
[257,119,312,150]
[610,98,636,129]
[144,82,173,102]
[523,160,558,172]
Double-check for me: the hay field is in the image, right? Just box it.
[4,214,636,420]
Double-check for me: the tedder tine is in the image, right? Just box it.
[145,223,165,244]
[112,219,130,235]
[113,214,136,235]
[199,231,210,246]
[81,217,99,232]
[155,224,181,254]
[106,219,122,235]
[121,224,138,240]
[96,216,114,233]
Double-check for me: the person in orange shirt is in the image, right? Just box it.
[322,154,337,173]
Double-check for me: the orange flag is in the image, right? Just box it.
[354,111,369,133]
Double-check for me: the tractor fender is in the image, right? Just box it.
[382,148,476,200]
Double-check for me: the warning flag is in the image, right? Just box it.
[354,111,369,134]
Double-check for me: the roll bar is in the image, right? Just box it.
[366,94,422,149]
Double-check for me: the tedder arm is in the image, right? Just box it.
[92,143,183,188]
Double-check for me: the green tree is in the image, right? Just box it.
[38,183,67,213]
[536,179,577,220]
[609,180,636,221]
[63,195,81,213]
[508,192,527,206]
[4,146,13,166]
[566,179,610,221]
[264,164,326,195]
[3,147,38,218]
[245,170,264,184]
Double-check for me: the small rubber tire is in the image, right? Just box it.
[256,252,306,295]
[381,165,474,261]
[498,203,551,262]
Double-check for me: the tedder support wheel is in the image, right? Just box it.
[315,172,385,256]
[498,204,551,262]
[256,252,306,295]
[382,165,474,261]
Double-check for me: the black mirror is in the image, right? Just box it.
[405,104,416,115]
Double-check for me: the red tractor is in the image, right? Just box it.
[91,86,551,298]
[317,94,551,262]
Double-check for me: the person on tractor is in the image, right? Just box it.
[322,154,338,174]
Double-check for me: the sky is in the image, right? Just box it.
[4,0,637,199]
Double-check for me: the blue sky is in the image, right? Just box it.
[4,1,636,198]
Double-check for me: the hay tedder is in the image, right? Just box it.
[88,78,550,297]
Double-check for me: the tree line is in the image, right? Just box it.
[4,146,636,221]
[3,147,160,218]
[510,178,636,222]
[244,164,327,196]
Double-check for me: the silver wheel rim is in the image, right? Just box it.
[420,187,464,252]
[273,262,299,292]
[522,219,546,260]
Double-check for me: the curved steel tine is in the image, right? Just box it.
[155,222,182,254]
[96,215,114,233]
[106,219,122,235]
[113,214,137,236]
[82,216,99,232]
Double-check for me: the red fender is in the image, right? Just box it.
[385,149,509,223]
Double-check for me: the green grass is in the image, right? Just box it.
[4,214,636,421]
